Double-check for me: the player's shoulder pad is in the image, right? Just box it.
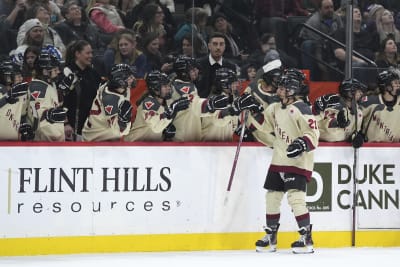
[29,80,48,100]
[293,101,313,115]
[141,96,161,111]
[173,80,196,95]
[359,94,380,107]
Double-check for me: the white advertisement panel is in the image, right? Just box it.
[0,144,399,238]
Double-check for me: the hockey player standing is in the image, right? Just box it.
[201,67,263,141]
[359,69,400,142]
[168,55,230,141]
[125,70,190,141]
[0,61,35,141]
[248,71,319,253]
[313,78,366,147]
[27,53,67,141]
[82,64,135,141]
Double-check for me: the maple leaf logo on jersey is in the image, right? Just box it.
[30,91,41,100]
[104,105,113,114]
[180,86,190,94]
[144,101,154,110]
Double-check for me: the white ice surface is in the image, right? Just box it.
[0,248,399,267]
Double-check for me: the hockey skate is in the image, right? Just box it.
[291,225,314,254]
[255,224,279,252]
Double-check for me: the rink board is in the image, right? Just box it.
[0,142,399,256]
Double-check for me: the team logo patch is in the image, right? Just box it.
[180,86,190,94]
[144,101,154,110]
[30,91,41,100]
[104,105,113,114]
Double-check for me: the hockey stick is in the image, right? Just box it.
[226,110,249,192]
[351,96,358,247]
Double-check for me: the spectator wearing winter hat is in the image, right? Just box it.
[10,18,63,66]
[18,4,66,55]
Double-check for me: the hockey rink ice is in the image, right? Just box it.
[0,248,399,267]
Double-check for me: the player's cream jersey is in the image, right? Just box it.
[0,85,29,140]
[125,94,172,142]
[244,81,280,145]
[170,79,218,141]
[359,94,400,142]
[201,93,239,142]
[28,79,64,141]
[248,100,319,179]
[82,84,131,141]
[316,105,363,142]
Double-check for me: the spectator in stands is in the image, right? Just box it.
[241,63,258,82]
[209,12,248,65]
[25,0,63,25]
[179,33,207,58]
[10,19,63,66]
[133,2,168,52]
[375,35,400,68]
[332,6,379,83]
[255,0,311,53]
[87,0,125,34]
[19,4,66,56]
[54,1,107,52]
[299,0,344,81]
[173,7,208,56]
[248,33,298,73]
[141,31,173,74]
[103,29,147,78]
[63,40,101,141]
[0,0,27,57]
[375,8,400,44]
[196,32,236,98]
[21,45,41,81]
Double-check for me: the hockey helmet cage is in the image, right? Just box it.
[377,70,399,93]
[339,78,367,98]
[215,67,237,91]
[278,75,301,97]
[173,55,196,81]
[35,52,60,70]
[0,60,21,85]
[146,70,170,97]
[109,63,136,89]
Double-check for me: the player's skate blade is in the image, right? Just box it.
[292,245,314,254]
[255,241,276,252]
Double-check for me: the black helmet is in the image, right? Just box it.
[173,55,196,81]
[339,78,367,98]
[215,67,237,92]
[278,74,301,97]
[377,70,399,93]
[0,60,21,85]
[146,70,170,98]
[284,68,306,83]
[109,63,136,90]
[35,52,60,70]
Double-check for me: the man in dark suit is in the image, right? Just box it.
[196,32,236,98]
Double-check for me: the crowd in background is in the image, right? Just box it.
[1,0,400,143]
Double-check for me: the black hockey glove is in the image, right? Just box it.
[163,97,190,119]
[56,67,78,94]
[336,109,350,128]
[19,123,35,141]
[6,82,28,104]
[234,123,256,141]
[314,94,343,113]
[118,100,133,124]
[45,107,67,123]
[162,123,176,141]
[231,94,263,115]
[351,131,365,148]
[206,94,229,112]
[287,137,308,158]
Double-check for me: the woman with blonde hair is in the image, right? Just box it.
[375,9,400,44]
[103,29,147,77]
